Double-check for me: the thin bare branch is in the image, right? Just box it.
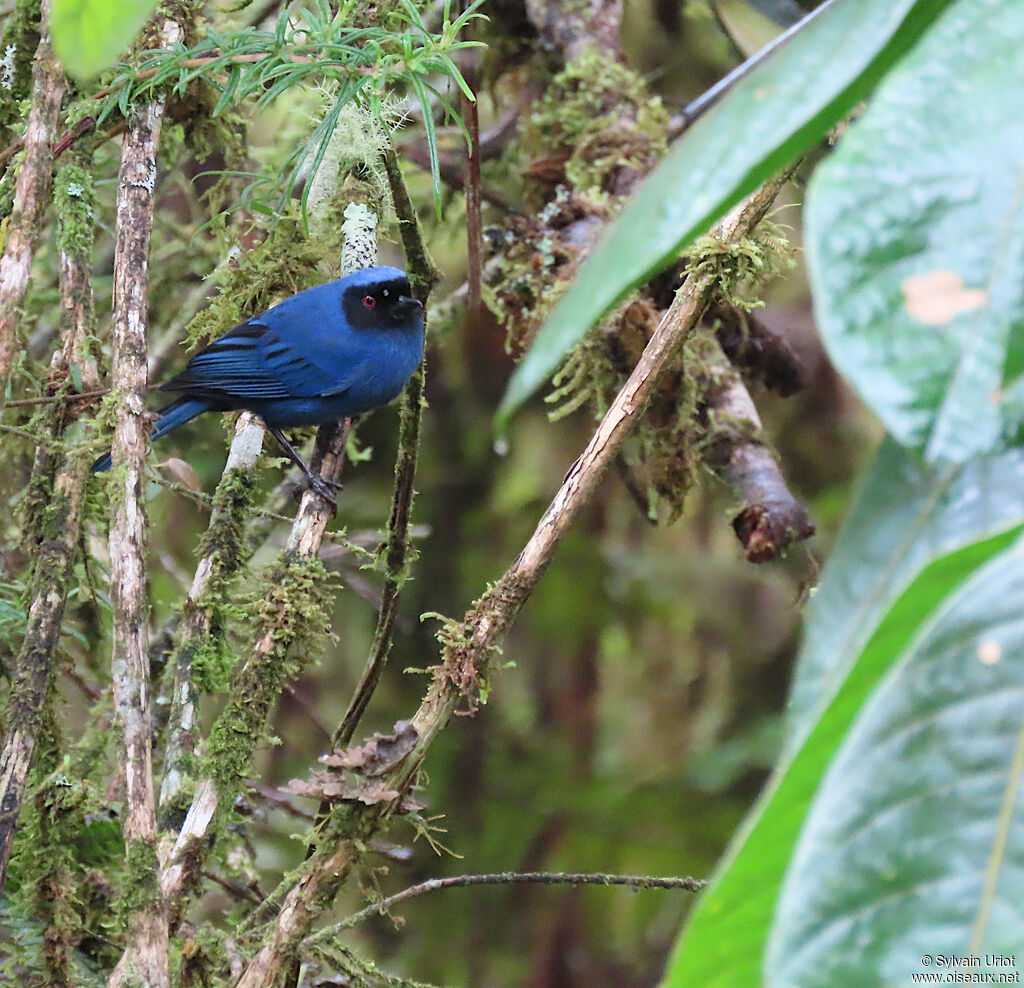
[314,870,706,936]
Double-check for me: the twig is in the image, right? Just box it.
[0,0,65,411]
[230,169,796,988]
[3,388,108,407]
[0,422,50,443]
[202,870,265,906]
[667,0,840,140]
[399,137,520,213]
[330,150,437,750]
[461,52,483,325]
[313,871,706,936]
[105,16,185,988]
[249,781,316,821]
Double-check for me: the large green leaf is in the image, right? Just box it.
[661,485,1024,986]
[52,0,161,79]
[767,539,1024,985]
[806,0,1024,463]
[788,440,1024,752]
[496,0,955,433]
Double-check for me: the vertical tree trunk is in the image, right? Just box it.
[106,17,183,987]
[0,0,63,408]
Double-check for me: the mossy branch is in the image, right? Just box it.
[0,99,96,893]
[155,424,349,913]
[158,413,265,827]
[0,0,64,411]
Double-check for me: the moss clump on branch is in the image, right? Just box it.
[118,837,161,923]
[202,555,338,809]
[185,212,344,348]
[7,737,125,980]
[522,47,668,200]
[53,162,97,259]
[180,465,261,694]
[547,222,795,523]
[485,50,668,356]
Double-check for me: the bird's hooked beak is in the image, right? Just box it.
[390,295,423,321]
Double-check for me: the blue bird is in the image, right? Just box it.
[93,266,424,504]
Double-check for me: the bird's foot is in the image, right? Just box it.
[307,473,342,510]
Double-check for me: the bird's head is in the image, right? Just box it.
[341,266,423,330]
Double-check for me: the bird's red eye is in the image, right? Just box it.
[363,295,376,308]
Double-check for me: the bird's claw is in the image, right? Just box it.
[308,474,341,511]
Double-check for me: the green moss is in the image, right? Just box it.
[196,466,257,568]
[184,633,229,693]
[688,220,797,312]
[186,210,344,348]
[0,0,42,149]
[202,555,338,807]
[6,717,126,979]
[54,162,97,260]
[118,838,161,922]
[522,47,668,199]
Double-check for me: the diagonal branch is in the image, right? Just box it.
[158,412,266,823]
[155,422,348,910]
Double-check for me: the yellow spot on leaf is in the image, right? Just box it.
[901,270,987,326]
[978,640,1001,665]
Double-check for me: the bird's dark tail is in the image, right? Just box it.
[92,398,210,472]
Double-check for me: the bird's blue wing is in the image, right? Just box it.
[161,319,357,400]
[258,325,363,398]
